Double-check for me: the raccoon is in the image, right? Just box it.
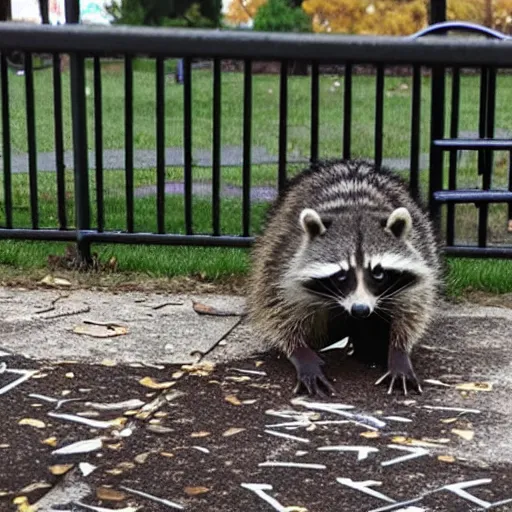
[246,159,441,396]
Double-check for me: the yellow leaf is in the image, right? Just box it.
[41,437,58,447]
[160,452,174,458]
[101,359,117,367]
[19,418,46,429]
[96,486,126,501]
[184,486,210,496]
[440,417,458,424]
[138,377,175,390]
[190,431,211,438]
[455,382,493,392]
[48,464,74,476]
[222,427,246,437]
[225,395,242,406]
[13,496,36,512]
[134,452,151,464]
[438,455,456,463]
[360,431,380,439]
[391,436,448,448]
[451,429,474,441]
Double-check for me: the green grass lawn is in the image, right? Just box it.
[0,60,511,296]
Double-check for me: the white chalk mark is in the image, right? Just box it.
[320,337,350,352]
[383,416,413,423]
[441,478,493,509]
[0,369,38,395]
[241,483,287,512]
[381,445,429,467]
[291,398,355,410]
[264,430,310,443]
[119,485,184,510]
[368,498,425,512]
[48,412,120,429]
[422,405,481,414]
[336,478,396,504]
[52,438,103,455]
[258,461,326,470]
[265,421,311,428]
[192,446,210,454]
[318,445,379,461]
[488,498,512,509]
[232,368,267,376]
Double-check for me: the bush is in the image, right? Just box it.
[253,0,312,32]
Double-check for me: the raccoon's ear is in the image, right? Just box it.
[385,207,412,239]
[300,208,329,238]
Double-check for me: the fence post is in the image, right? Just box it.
[66,0,92,264]
[429,0,446,25]
[428,0,446,229]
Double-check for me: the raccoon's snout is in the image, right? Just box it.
[350,303,371,318]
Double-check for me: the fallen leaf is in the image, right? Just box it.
[96,486,127,502]
[438,455,456,463]
[284,507,308,512]
[117,462,136,470]
[181,361,215,376]
[153,412,168,418]
[49,464,74,476]
[73,323,128,338]
[52,438,103,455]
[192,301,239,317]
[360,431,380,439]
[391,436,446,448]
[65,372,74,379]
[160,452,174,458]
[134,452,151,464]
[101,359,117,367]
[225,376,251,383]
[19,482,52,494]
[12,496,36,512]
[422,437,451,444]
[105,469,124,476]
[451,429,474,441]
[440,417,459,424]
[242,399,258,405]
[171,371,184,379]
[41,437,58,447]
[255,361,264,368]
[0,491,9,497]
[191,431,210,438]
[146,425,173,434]
[225,395,242,406]
[106,443,123,451]
[0,443,9,448]
[19,418,46,429]
[455,382,493,392]
[184,486,210,496]
[222,427,246,437]
[79,463,97,476]
[40,275,71,288]
[138,377,175,390]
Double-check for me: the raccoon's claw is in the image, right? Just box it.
[374,349,422,396]
[289,346,336,397]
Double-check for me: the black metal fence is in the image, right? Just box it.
[1,17,512,261]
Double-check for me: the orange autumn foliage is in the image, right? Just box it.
[225,0,268,24]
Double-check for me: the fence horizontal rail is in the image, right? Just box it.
[1,23,512,66]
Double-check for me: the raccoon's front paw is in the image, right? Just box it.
[289,346,336,397]
[375,348,422,396]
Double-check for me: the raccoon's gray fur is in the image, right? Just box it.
[246,159,441,396]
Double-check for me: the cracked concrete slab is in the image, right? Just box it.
[0,288,245,364]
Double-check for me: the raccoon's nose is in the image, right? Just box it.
[351,303,371,318]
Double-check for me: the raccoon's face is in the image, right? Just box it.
[291,207,427,318]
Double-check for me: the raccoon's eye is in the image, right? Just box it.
[336,269,348,282]
[371,265,386,281]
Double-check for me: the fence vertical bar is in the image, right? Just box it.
[374,65,384,169]
[446,67,460,246]
[183,57,193,234]
[156,57,165,234]
[429,0,446,24]
[343,63,352,159]
[409,65,421,201]
[24,52,38,229]
[66,0,91,261]
[124,55,134,233]
[278,60,288,193]
[93,56,104,232]
[53,54,66,230]
[1,54,12,229]
[310,61,319,163]
[478,66,496,248]
[242,59,252,238]
[429,66,445,228]
[508,151,512,226]
[212,58,221,236]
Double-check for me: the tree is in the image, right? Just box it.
[225,0,267,25]
[107,0,222,27]
[253,0,311,32]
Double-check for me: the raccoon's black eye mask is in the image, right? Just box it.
[365,267,418,297]
[302,269,356,298]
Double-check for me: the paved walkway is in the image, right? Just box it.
[1,286,512,511]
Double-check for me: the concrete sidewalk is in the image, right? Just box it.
[1,286,512,511]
